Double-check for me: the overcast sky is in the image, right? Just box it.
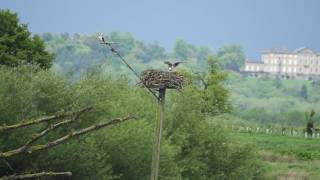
[2,0,320,59]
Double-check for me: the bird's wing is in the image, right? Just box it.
[173,61,184,67]
[164,61,172,66]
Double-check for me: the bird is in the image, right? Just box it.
[98,33,105,42]
[164,61,184,71]
[97,33,119,45]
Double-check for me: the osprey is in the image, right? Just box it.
[98,33,105,42]
[98,33,119,46]
[164,61,184,71]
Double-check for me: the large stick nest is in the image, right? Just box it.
[140,69,184,89]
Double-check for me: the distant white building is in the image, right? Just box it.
[244,47,320,79]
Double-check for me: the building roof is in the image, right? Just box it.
[262,48,290,54]
[262,47,320,56]
[293,47,317,54]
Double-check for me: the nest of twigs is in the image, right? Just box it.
[140,69,184,89]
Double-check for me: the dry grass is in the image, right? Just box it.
[259,150,296,163]
[276,171,308,180]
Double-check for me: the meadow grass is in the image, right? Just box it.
[233,132,320,179]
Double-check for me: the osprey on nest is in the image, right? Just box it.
[164,61,184,71]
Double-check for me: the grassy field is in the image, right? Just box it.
[233,132,320,179]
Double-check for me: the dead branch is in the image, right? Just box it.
[0,171,72,180]
[6,110,87,157]
[0,115,136,158]
[0,106,93,132]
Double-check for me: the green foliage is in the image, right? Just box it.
[0,65,264,179]
[235,132,320,179]
[173,39,196,60]
[165,83,263,179]
[183,55,232,115]
[202,56,232,115]
[0,9,53,69]
[44,34,214,79]
[235,132,320,161]
[217,44,245,71]
[0,24,267,179]
[228,74,320,127]
[41,31,320,128]
[300,84,308,100]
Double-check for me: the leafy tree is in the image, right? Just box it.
[0,9,53,69]
[217,44,245,71]
[165,81,264,179]
[173,39,196,60]
[198,55,232,115]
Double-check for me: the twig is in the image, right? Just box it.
[0,106,93,132]
[0,115,136,158]
[0,171,72,180]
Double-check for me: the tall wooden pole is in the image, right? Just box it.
[150,88,166,180]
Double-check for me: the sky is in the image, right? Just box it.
[1,0,320,59]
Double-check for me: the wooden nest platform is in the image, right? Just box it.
[140,69,184,89]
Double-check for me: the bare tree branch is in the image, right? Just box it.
[0,106,93,132]
[0,115,136,158]
[7,109,88,157]
[0,171,72,180]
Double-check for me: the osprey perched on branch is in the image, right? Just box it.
[98,33,105,42]
[164,61,184,71]
[97,33,119,45]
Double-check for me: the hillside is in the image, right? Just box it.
[44,32,320,127]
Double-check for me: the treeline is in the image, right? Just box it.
[0,65,264,179]
[41,32,245,78]
[228,74,320,127]
[0,9,264,179]
[43,32,320,127]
